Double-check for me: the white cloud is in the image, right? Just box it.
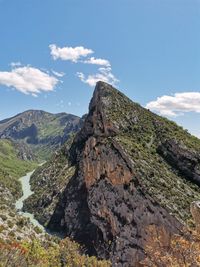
[83,57,110,67]
[146,92,200,117]
[49,44,93,62]
[0,66,58,96]
[77,67,119,87]
[52,70,65,77]
[77,72,85,81]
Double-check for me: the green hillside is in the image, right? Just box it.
[101,84,200,223]
[0,110,82,160]
[0,139,37,200]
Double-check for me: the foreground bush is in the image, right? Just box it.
[141,225,200,267]
[0,238,111,267]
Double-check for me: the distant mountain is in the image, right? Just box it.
[0,110,83,160]
[25,82,200,266]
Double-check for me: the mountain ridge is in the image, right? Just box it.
[0,109,83,160]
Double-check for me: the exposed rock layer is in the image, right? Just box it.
[158,139,200,186]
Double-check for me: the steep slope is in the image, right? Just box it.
[0,110,82,160]
[0,139,37,200]
[0,137,110,267]
[0,139,39,244]
[23,137,76,226]
[26,82,200,266]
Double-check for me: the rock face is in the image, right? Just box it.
[0,110,83,160]
[158,139,200,186]
[27,82,200,266]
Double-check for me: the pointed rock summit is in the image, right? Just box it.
[26,81,200,266]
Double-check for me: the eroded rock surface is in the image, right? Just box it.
[47,82,187,266]
[27,81,200,266]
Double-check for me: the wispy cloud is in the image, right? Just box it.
[77,67,119,87]
[49,44,93,62]
[146,92,200,116]
[83,57,110,67]
[51,70,65,77]
[0,65,59,96]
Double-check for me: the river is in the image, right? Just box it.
[15,170,45,231]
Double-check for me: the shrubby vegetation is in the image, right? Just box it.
[0,137,109,267]
[24,137,76,226]
[141,225,200,266]
[0,237,111,267]
[0,139,37,199]
[102,88,200,223]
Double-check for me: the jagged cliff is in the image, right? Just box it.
[25,82,200,266]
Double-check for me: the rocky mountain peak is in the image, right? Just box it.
[69,82,119,163]
[89,81,119,109]
[25,82,200,266]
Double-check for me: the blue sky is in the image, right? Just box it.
[0,0,199,136]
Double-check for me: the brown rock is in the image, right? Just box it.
[48,82,184,266]
[191,201,200,233]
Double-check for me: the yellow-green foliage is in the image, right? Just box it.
[0,238,111,267]
[0,139,37,199]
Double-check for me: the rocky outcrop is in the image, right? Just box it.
[27,81,200,266]
[14,141,35,161]
[47,82,186,266]
[158,139,200,186]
